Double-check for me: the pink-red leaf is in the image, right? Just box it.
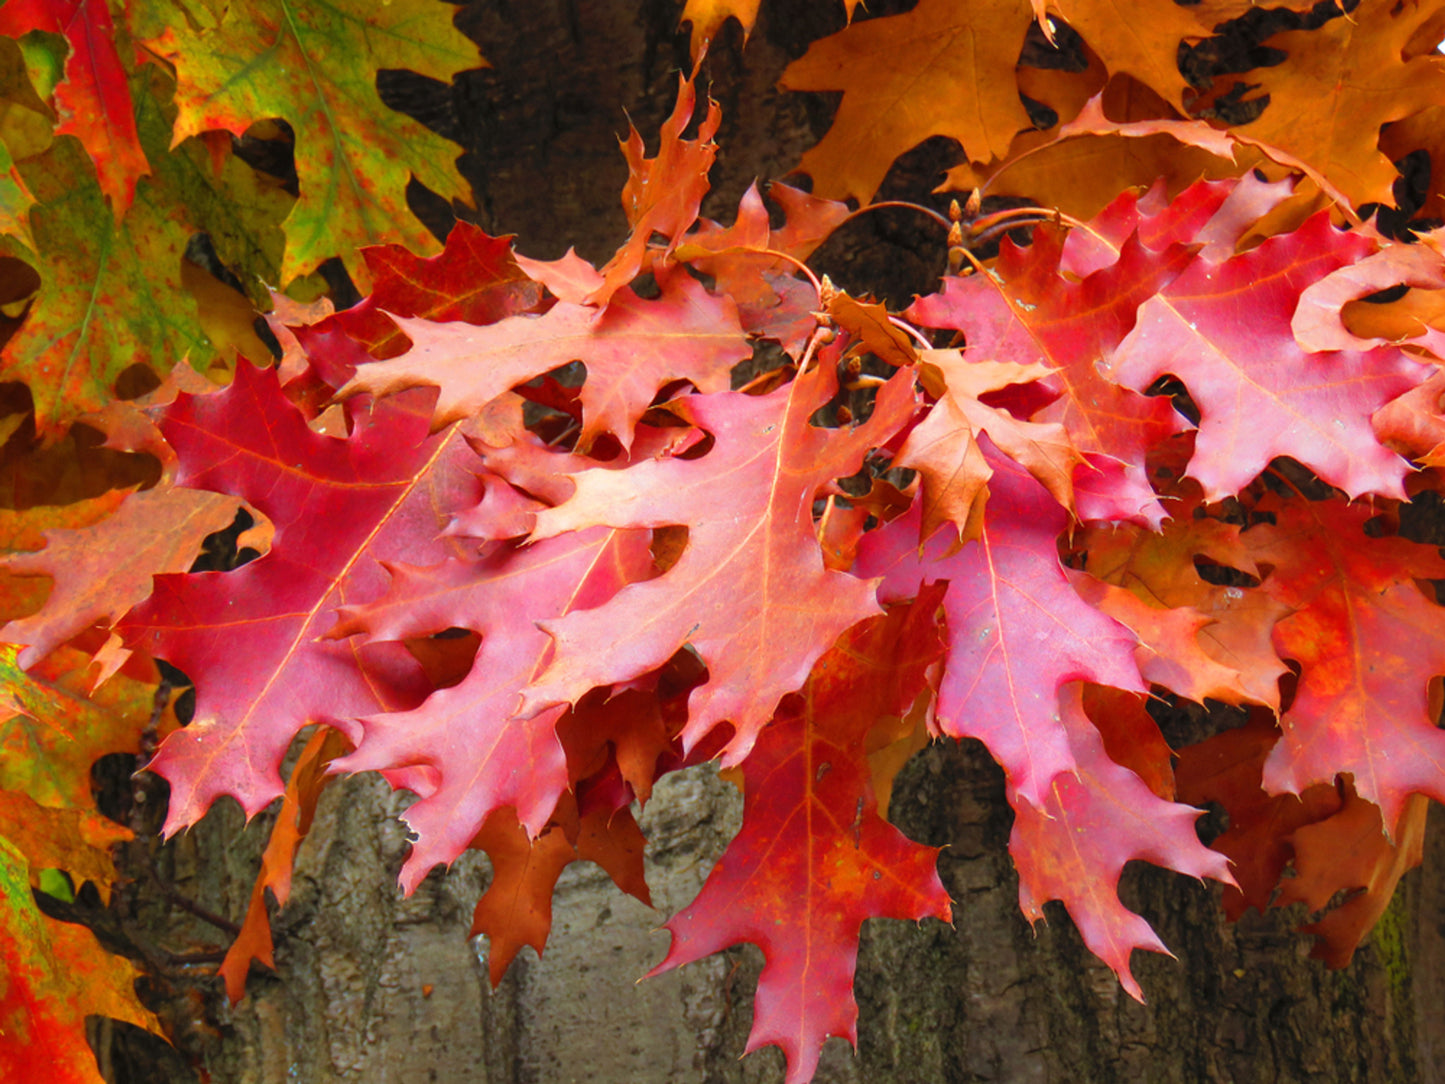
[856,446,1146,808]
[906,227,1192,526]
[1107,213,1429,500]
[117,365,479,833]
[525,358,918,763]
[1010,683,1234,1001]
[339,270,749,452]
[328,527,652,891]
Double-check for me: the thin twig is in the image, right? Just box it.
[837,200,952,232]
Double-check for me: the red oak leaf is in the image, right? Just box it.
[649,594,951,1084]
[0,485,241,669]
[897,350,1080,539]
[1080,684,1174,801]
[0,0,148,216]
[906,226,1192,527]
[1374,368,1445,467]
[1010,683,1234,1001]
[220,725,350,1004]
[326,527,652,891]
[825,291,920,368]
[454,424,706,542]
[331,223,546,358]
[1075,478,1287,709]
[680,181,849,352]
[1174,708,1342,920]
[1074,577,1264,708]
[1176,705,1427,967]
[555,684,678,806]
[470,796,651,986]
[524,356,918,764]
[512,248,607,306]
[116,364,480,833]
[1279,788,1428,969]
[1238,495,1445,828]
[585,72,720,307]
[1060,175,1295,277]
[1107,213,1430,500]
[1292,237,1445,354]
[338,269,750,452]
[856,444,1145,808]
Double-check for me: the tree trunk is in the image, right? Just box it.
[91,2,1445,1081]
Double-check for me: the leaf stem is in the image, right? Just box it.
[838,200,953,232]
[888,316,934,351]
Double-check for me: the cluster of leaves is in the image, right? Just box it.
[7,0,1445,1081]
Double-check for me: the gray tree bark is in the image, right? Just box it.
[84,2,1445,1081]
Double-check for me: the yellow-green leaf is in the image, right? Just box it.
[4,132,208,435]
[149,0,482,287]
[0,644,158,809]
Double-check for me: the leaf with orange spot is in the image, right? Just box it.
[1238,494,1445,829]
[649,593,950,1084]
